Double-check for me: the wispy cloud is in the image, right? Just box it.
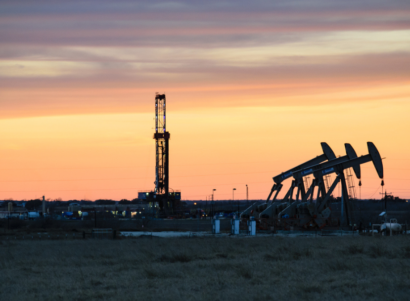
[1,1,410,199]
[1,0,410,119]
[1,1,410,47]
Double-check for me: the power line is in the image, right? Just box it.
[0,180,272,193]
[0,188,139,193]
[0,159,299,172]
[368,186,381,198]
[0,170,276,183]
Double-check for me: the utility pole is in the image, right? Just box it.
[380,191,392,217]
[212,189,216,218]
[232,188,236,214]
[94,209,97,228]
[246,184,248,208]
[205,196,207,216]
[42,195,46,217]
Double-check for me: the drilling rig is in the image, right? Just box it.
[154,93,170,201]
[139,93,180,214]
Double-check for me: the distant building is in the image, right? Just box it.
[0,207,28,219]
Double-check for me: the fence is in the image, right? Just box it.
[0,216,233,236]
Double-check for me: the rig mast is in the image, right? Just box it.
[154,93,170,204]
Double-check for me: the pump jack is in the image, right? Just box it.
[241,142,336,219]
[258,143,358,221]
[241,142,384,231]
[277,142,383,229]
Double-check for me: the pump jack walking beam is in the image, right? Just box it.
[266,142,336,203]
[292,143,360,186]
[250,143,336,219]
[286,143,359,203]
[258,143,358,219]
[241,143,336,218]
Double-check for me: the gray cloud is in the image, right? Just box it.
[1,52,409,119]
[1,0,410,48]
[1,0,410,119]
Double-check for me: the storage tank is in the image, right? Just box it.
[381,222,402,232]
[247,216,256,236]
[28,212,40,219]
[231,218,240,235]
[212,216,220,234]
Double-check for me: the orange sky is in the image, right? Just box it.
[1,1,410,200]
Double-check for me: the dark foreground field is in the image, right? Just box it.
[1,236,410,301]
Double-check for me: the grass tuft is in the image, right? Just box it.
[156,254,192,263]
[347,245,364,255]
[1,236,410,300]
[264,253,282,261]
[403,246,410,258]
[216,253,229,259]
[237,267,253,279]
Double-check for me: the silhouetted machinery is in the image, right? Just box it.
[241,142,384,230]
[139,93,181,214]
[241,142,336,218]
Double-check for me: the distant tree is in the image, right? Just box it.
[394,196,406,202]
[25,199,42,210]
[129,198,148,204]
[6,201,16,207]
[81,199,93,205]
[119,199,130,204]
[95,199,116,205]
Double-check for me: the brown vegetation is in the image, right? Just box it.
[1,236,410,301]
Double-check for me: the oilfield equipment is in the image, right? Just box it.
[139,93,181,214]
[241,142,384,230]
[241,142,336,218]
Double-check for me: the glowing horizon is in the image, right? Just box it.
[1,0,410,200]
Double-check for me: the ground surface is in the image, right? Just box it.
[1,236,410,301]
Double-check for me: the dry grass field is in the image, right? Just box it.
[1,236,410,301]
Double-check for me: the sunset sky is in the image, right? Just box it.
[1,0,410,201]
